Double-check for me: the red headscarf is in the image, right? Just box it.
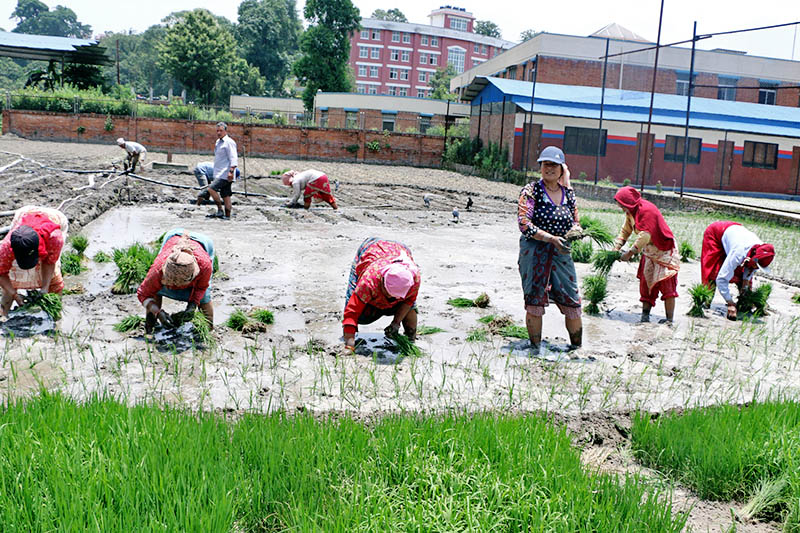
[745,243,775,269]
[614,186,675,251]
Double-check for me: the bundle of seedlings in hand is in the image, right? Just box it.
[570,240,593,263]
[582,274,607,315]
[737,283,773,318]
[69,235,89,257]
[567,216,615,247]
[190,311,213,346]
[679,241,696,262]
[687,283,714,318]
[60,251,84,275]
[591,250,622,277]
[113,314,145,332]
[20,292,63,321]
[447,293,490,308]
[393,334,422,357]
[111,243,157,294]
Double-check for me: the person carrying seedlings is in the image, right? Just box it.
[517,146,582,350]
[206,122,238,220]
[0,205,68,316]
[116,138,147,173]
[137,229,214,333]
[194,161,240,205]
[700,221,774,320]
[342,238,420,352]
[281,169,338,210]
[612,186,680,323]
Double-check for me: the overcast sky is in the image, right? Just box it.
[2,0,798,60]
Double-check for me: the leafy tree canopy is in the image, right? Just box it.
[520,29,536,42]
[474,20,501,39]
[371,8,407,22]
[11,0,91,38]
[429,64,457,101]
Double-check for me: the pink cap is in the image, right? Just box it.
[382,263,414,299]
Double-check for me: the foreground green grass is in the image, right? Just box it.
[632,400,800,527]
[0,393,686,532]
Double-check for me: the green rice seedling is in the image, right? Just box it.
[499,324,529,339]
[20,292,63,320]
[191,311,213,346]
[583,274,608,315]
[687,283,714,318]
[152,232,167,248]
[466,328,488,342]
[477,315,496,324]
[678,241,696,262]
[60,251,84,275]
[793,293,800,304]
[416,325,445,335]
[111,243,157,294]
[591,250,621,277]
[69,235,89,257]
[61,284,84,295]
[577,216,614,247]
[249,308,274,325]
[92,251,111,263]
[213,255,219,273]
[740,476,789,522]
[393,334,422,357]
[473,292,490,308]
[113,314,145,333]
[447,297,476,308]
[571,240,593,263]
[737,283,772,317]
[226,309,251,331]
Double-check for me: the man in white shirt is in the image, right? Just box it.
[116,138,147,172]
[206,122,238,220]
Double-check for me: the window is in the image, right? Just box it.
[346,111,358,129]
[382,113,395,131]
[359,47,368,58]
[371,47,380,59]
[403,33,410,43]
[664,135,701,164]
[447,48,466,74]
[360,29,369,39]
[397,87,407,96]
[431,37,438,46]
[358,65,367,77]
[419,71,427,82]
[717,76,737,101]
[506,66,517,80]
[356,84,366,94]
[563,126,607,156]
[387,86,397,96]
[430,54,438,65]
[492,48,497,56]
[421,35,428,46]
[369,66,379,78]
[401,50,410,62]
[417,90,426,98]
[368,85,378,95]
[676,72,694,96]
[481,45,486,54]
[449,16,468,31]
[371,29,381,40]
[474,43,479,53]
[391,49,399,61]
[319,110,328,127]
[420,53,428,64]
[759,82,777,105]
[419,116,431,132]
[389,68,398,79]
[392,31,400,42]
[399,69,408,80]
[742,141,778,169]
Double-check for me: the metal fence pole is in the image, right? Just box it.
[679,21,698,199]
[641,0,665,190]
[594,39,609,184]
[523,56,539,171]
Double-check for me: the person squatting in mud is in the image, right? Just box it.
[116,138,147,173]
[342,238,421,352]
[612,186,681,324]
[137,229,215,332]
[0,205,68,316]
[206,122,238,220]
[194,161,240,206]
[517,146,582,351]
[700,221,775,321]
[281,169,338,210]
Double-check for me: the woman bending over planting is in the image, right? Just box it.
[612,187,680,323]
[700,221,774,320]
[517,146,582,351]
[282,169,338,210]
[0,205,68,316]
[137,229,214,332]
[342,238,420,352]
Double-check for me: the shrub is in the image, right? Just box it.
[571,240,593,263]
[679,241,696,262]
[104,114,114,131]
[366,140,381,152]
[76,125,86,134]
[345,144,359,154]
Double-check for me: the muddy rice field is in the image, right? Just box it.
[2,136,800,531]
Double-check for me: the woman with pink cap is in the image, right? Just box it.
[342,238,421,351]
[282,169,338,210]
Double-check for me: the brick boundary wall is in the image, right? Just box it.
[2,110,448,167]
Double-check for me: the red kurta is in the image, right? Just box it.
[137,235,213,306]
[0,212,65,276]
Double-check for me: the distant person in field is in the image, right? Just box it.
[137,229,215,333]
[281,169,338,210]
[0,205,68,316]
[206,122,238,220]
[700,221,774,320]
[194,161,239,205]
[342,238,420,352]
[612,186,681,324]
[116,137,147,172]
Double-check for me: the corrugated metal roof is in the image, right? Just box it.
[472,77,800,138]
[0,30,112,65]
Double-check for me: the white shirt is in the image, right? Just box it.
[123,141,146,155]
[213,135,238,181]
[289,169,326,204]
[716,224,762,302]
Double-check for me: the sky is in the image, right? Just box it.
[1,0,798,60]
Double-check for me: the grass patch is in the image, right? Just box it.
[570,240,593,263]
[678,240,696,262]
[0,392,686,532]
[60,251,84,275]
[92,250,111,263]
[591,250,621,277]
[687,283,714,318]
[69,235,89,256]
[111,242,158,295]
[416,325,445,335]
[113,314,145,333]
[19,292,62,321]
[737,283,772,317]
[583,274,608,315]
[447,292,490,308]
[631,401,800,528]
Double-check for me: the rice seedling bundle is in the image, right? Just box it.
[447,297,476,308]
[679,241,696,262]
[226,309,250,331]
[499,324,529,339]
[583,274,607,315]
[416,325,445,335]
[191,311,213,346]
[111,243,157,294]
[473,292,490,308]
[737,283,772,317]
[591,250,621,277]
[791,293,800,304]
[212,255,219,273]
[466,328,488,342]
[250,308,274,325]
[576,216,615,247]
[392,334,422,357]
[113,314,145,332]
[93,251,111,263]
[60,251,84,275]
[687,283,714,318]
[570,240,593,263]
[69,235,89,256]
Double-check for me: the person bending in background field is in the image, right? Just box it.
[281,169,338,210]
[206,122,238,220]
[137,229,214,333]
[517,146,582,351]
[0,205,68,316]
[700,221,774,321]
[342,238,420,352]
[612,186,680,324]
[195,161,240,205]
[116,138,147,173]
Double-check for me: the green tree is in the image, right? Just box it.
[211,56,267,103]
[157,9,236,104]
[293,0,360,110]
[520,29,536,42]
[0,57,29,90]
[370,8,407,22]
[236,0,302,95]
[11,0,91,38]
[474,20,501,39]
[429,65,458,101]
